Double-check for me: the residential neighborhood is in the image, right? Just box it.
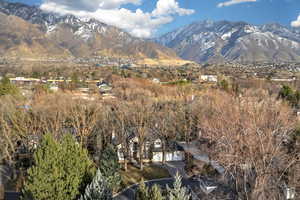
[0,0,300,199]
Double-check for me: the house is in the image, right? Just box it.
[151,139,185,162]
[97,81,113,95]
[152,78,160,84]
[200,75,218,83]
[9,77,40,85]
[49,85,59,92]
[113,130,185,163]
[284,187,296,200]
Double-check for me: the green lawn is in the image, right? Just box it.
[120,164,171,188]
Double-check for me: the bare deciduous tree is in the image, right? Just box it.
[198,91,297,199]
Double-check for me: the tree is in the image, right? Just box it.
[129,101,153,170]
[68,101,100,145]
[278,85,300,107]
[136,179,149,200]
[152,101,177,164]
[80,169,112,200]
[167,173,190,200]
[70,72,81,90]
[199,91,296,199]
[149,185,164,200]
[218,79,229,92]
[136,182,165,200]
[22,134,94,200]
[99,145,121,192]
[278,85,294,100]
[33,84,51,97]
[0,76,19,96]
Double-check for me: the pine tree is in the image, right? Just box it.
[149,184,164,200]
[136,179,149,200]
[167,172,190,200]
[99,145,121,192]
[0,76,19,96]
[80,169,112,200]
[22,134,93,200]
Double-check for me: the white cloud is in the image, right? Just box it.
[152,0,194,17]
[217,0,257,7]
[40,0,194,38]
[291,15,300,28]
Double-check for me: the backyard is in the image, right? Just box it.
[120,164,171,187]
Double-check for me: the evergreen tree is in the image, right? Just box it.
[167,173,190,200]
[149,185,164,200]
[0,76,19,96]
[136,179,149,200]
[278,85,300,107]
[22,134,93,200]
[80,169,112,200]
[99,145,121,192]
[218,79,229,92]
[278,85,294,100]
[70,72,80,90]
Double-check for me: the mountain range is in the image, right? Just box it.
[0,0,180,64]
[156,20,300,63]
[0,0,299,64]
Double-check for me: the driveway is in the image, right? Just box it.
[177,142,225,174]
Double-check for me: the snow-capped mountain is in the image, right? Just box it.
[0,0,178,60]
[156,20,300,63]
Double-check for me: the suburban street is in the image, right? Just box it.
[113,178,200,200]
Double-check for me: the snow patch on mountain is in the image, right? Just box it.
[156,20,300,63]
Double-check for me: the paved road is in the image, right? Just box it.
[4,192,20,200]
[113,178,200,200]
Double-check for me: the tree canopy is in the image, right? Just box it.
[22,134,94,200]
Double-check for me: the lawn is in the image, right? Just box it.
[120,164,171,188]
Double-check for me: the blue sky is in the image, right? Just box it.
[10,0,300,37]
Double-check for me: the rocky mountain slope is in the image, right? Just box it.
[0,0,179,62]
[156,20,300,63]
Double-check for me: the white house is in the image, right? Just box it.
[152,139,185,162]
[114,133,185,163]
[152,78,160,84]
[49,85,59,92]
[284,186,296,200]
[200,75,218,82]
